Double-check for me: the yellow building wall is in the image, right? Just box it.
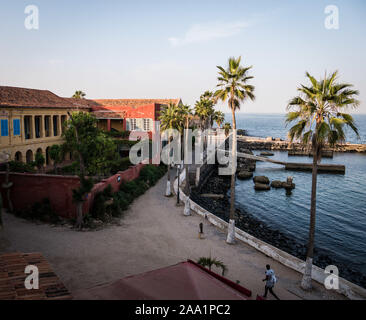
[0,107,70,163]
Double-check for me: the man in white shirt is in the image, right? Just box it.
[262,264,280,300]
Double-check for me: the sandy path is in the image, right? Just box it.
[0,170,345,300]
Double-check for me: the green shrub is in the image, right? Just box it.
[8,161,35,173]
[15,198,59,223]
[110,157,132,175]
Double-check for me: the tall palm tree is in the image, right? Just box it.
[286,71,360,290]
[72,91,86,99]
[214,56,255,244]
[223,123,232,137]
[194,93,215,131]
[159,102,183,197]
[179,104,193,216]
[214,111,225,128]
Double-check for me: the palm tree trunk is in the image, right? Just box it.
[227,108,237,244]
[301,140,319,290]
[165,139,172,197]
[76,202,83,230]
[184,117,191,216]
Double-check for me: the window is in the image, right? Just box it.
[1,119,9,137]
[53,115,59,136]
[143,118,151,131]
[45,116,50,137]
[35,116,41,138]
[24,116,32,139]
[13,119,21,136]
[130,119,137,131]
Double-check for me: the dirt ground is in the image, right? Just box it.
[0,171,346,300]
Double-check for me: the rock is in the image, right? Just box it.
[271,180,283,188]
[253,176,270,184]
[201,194,225,199]
[254,183,271,191]
[260,151,274,156]
[237,170,253,180]
[282,182,296,190]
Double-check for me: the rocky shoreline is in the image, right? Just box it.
[238,136,366,153]
[190,167,366,289]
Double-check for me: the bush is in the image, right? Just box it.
[15,198,60,223]
[110,157,132,175]
[7,161,35,173]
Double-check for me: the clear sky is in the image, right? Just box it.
[0,0,365,114]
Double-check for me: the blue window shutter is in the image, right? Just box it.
[13,119,21,136]
[1,119,9,136]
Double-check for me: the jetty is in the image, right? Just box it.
[219,150,346,174]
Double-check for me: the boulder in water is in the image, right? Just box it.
[254,183,271,191]
[271,180,283,188]
[237,170,253,180]
[253,176,270,184]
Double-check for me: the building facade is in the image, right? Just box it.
[0,86,181,162]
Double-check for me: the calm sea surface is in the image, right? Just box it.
[225,113,366,279]
[226,113,366,144]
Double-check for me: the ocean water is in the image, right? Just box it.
[225,113,366,144]
[224,113,366,282]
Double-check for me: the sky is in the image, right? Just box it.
[0,0,365,114]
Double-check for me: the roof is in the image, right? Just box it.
[0,252,72,300]
[73,260,252,300]
[93,98,181,109]
[92,110,126,119]
[0,86,89,109]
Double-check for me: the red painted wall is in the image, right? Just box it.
[0,163,146,219]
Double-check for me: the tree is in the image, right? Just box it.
[194,93,215,131]
[214,56,255,244]
[159,102,184,197]
[223,123,232,137]
[72,91,86,99]
[197,257,228,276]
[286,71,359,290]
[179,104,193,216]
[72,175,94,229]
[0,152,14,229]
[35,152,45,172]
[63,112,117,177]
[49,145,63,174]
[214,111,225,128]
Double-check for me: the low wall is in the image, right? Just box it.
[0,163,145,219]
[174,169,366,300]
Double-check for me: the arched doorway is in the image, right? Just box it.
[15,151,22,162]
[26,150,33,164]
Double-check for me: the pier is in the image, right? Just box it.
[219,150,346,174]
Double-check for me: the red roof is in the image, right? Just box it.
[0,86,89,109]
[73,260,252,300]
[92,98,181,110]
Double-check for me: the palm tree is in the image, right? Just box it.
[214,111,225,128]
[197,256,228,276]
[179,104,193,216]
[72,90,86,99]
[194,93,215,131]
[159,102,183,197]
[286,71,360,290]
[214,56,255,244]
[223,123,232,137]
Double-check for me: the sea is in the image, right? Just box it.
[225,113,366,284]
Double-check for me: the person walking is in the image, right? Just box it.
[262,264,280,300]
